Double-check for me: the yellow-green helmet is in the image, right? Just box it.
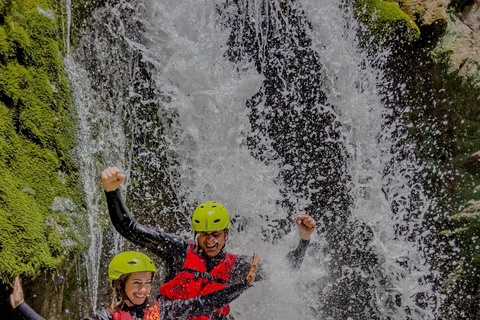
[192,201,231,232]
[108,251,156,285]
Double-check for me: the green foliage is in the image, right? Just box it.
[0,0,85,284]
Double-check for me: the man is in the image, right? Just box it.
[101,166,316,320]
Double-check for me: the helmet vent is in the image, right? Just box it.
[213,219,221,223]
[127,261,138,265]
[194,220,200,223]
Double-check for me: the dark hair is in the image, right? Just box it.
[111,273,130,309]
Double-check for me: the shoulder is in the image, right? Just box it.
[86,308,113,320]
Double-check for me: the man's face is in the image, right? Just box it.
[197,229,227,257]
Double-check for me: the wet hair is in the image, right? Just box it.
[111,273,130,309]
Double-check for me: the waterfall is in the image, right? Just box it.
[66,0,442,318]
[65,0,71,53]
[301,1,440,318]
[64,53,125,311]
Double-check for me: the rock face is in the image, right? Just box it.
[445,2,480,79]
[402,0,450,25]
[393,1,480,82]
[404,0,480,82]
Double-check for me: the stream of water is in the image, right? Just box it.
[66,0,442,318]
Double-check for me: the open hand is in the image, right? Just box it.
[296,214,316,240]
[10,276,24,309]
[101,166,126,192]
[246,253,259,285]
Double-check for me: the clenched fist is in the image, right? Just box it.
[101,166,126,192]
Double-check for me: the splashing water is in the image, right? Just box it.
[66,0,442,318]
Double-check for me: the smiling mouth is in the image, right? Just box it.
[205,243,217,249]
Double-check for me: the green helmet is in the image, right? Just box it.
[108,251,156,285]
[191,201,231,232]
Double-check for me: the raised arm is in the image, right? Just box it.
[102,167,189,270]
[10,277,46,320]
[229,215,316,283]
[287,214,316,270]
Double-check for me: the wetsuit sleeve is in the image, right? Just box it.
[15,302,45,320]
[286,239,310,270]
[105,189,189,264]
[160,280,252,320]
[85,308,113,320]
[83,308,113,320]
[14,302,113,320]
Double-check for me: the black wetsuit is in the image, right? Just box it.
[106,189,310,285]
[14,280,252,320]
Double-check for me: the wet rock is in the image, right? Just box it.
[402,0,450,26]
[462,150,480,175]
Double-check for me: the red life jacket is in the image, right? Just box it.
[109,301,159,320]
[159,242,237,320]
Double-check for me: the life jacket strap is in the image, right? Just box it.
[182,268,228,285]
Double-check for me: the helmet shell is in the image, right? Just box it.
[192,201,231,232]
[108,251,156,285]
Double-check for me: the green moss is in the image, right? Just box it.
[352,0,420,43]
[0,169,58,278]
[0,26,12,62]
[0,0,85,285]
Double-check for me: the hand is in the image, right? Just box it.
[10,276,24,309]
[246,253,259,285]
[296,214,316,240]
[101,166,126,192]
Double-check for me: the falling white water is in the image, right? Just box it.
[137,0,288,239]
[64,54,126,311]
[136,1,317,318]
[303,0,439,318]
[65,0,71,53]
[66,0,441,318]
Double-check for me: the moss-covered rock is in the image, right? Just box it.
[0,0,84,288]
[351,0,421,42]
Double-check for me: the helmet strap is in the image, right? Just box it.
[123,293,135,306]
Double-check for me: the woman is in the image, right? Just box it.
[11,251,259,320]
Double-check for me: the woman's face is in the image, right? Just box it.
[124,271,153,306]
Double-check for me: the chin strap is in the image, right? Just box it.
[120,290,136,307]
